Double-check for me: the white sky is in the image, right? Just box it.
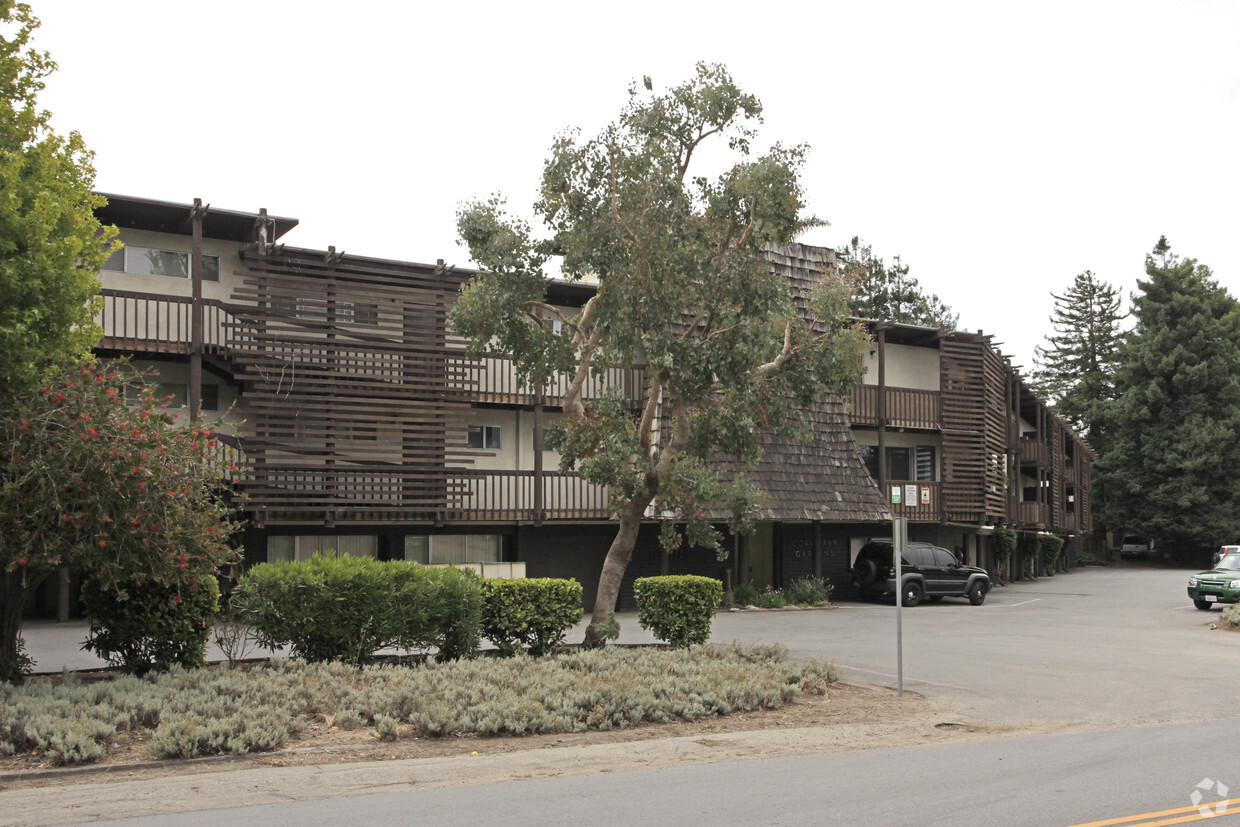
[29,0,1240,371]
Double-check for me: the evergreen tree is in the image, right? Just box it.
[1030,271,1126,447]
[840,237,958,329]
[452,65,867,646]
[1097,239,1240,562]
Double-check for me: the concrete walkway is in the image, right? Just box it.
[17,613,666,675]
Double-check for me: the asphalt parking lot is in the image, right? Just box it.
[710,563,1240,727]
[20,564,1235,730]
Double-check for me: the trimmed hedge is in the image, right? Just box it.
[634,575,722,648]
[482,578,583,656]
[81,575,220,675]
[233,555,483,664]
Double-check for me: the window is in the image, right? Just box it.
[467,425,502,450]
[267,534,378,563]
[858,445,936,481]
[887,447,911,481]
[404,534,500,565]
[103,245,219,281]
[337,301,380,326]
[859,444,879,479]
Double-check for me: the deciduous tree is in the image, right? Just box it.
[451,64,868,646]
[0,2,115,393]
[1097,238,1240,563]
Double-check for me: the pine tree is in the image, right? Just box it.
[1030,271,1126,447]
[1097,240,1240,563]
[841,237,959,329]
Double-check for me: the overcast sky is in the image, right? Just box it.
[28,0,1240,370]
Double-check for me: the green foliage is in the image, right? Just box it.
[1039,535,1065,570]
[1031,270,1125,447]
[993,525,1017,561]
[839,237,958,328]
[81,575,220,675]
[233,555,483,665]
[0,645,836,764]
[783,575,833,605]
[731,582,760,606]
[481,577,583,656]
[633,575,722,647]
[0,362,240,682]
[451,64,868,635]
[1098,238,1240,558]
[751,589,788,609]
[1218,604,1240,628]
[0,4,117,393]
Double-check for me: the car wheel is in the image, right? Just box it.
[968,581,987,606]
[903,581,923,607]
[1194,599,1214,611]
[854,558,879,586]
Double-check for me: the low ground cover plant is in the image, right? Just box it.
[731,576,833,609]
[0,644,836,766]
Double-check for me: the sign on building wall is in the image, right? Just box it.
[891,485,902,504]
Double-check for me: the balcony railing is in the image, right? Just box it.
[849,384,941,430]
[1019,438,1050,466]
[446,470,611,521]
[95,289,237,355]
[447,354,645,409]
[1018,501,1051,526]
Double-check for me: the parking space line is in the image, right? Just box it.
[1003,599,1042,608]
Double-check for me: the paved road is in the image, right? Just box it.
[87,719,1240,827]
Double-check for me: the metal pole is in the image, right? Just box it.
[894,516,906,697]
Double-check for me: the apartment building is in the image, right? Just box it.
[89,194,1090,609]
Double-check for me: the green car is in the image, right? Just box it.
[1187,555,1240,610]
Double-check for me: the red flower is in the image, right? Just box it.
[173,595,182,604]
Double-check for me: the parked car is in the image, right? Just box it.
[852,541,991,607]
[1187,555,1240,610]
[1214,545,1240,564]
[1119,535,1152,559]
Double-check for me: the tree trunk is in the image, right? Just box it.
[1,571,46,684]
[582,502,647,648]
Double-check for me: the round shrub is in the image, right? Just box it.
[482,578,583,656]
[81,575,220,675]
[634,575,722,648]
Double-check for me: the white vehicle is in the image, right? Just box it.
[1119,535,1152,559]
[1214,545,1240,564]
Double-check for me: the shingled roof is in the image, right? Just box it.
[705,243,892,524]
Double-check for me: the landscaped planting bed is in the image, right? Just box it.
[0,644,836,767]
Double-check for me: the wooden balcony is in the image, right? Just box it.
[1019,438,1050,466]
[887,480,941,521]
[1018,501,1051,526]
[95,289,236,356]
[849,384,940,430]
[447,354,645,409]
[240,468,611,525]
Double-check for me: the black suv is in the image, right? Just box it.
[852,541,990,607]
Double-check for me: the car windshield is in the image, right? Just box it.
[1216,556,1240,572]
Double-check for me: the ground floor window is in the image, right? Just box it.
[404,534,501,565]
[267,534,378,563]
